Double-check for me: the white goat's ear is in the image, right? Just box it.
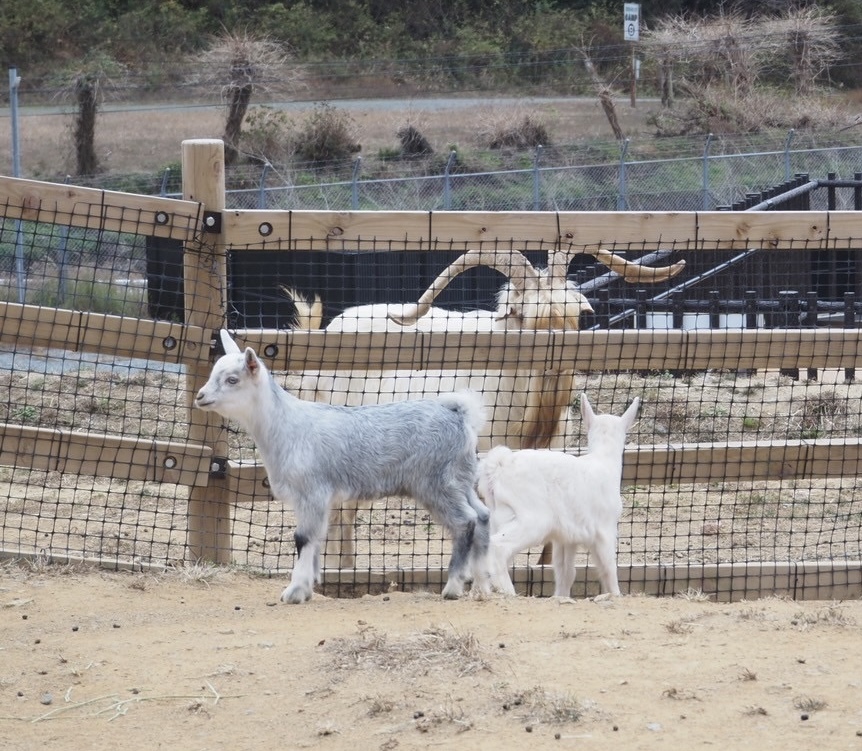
[219,329,241,355]
[621,397,641,430]
[243,347,262,376]
[580,393,595,425]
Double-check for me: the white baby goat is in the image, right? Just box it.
[477,393,640,598]
[194,329,491,604]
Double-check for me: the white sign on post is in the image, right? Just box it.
[624,3,640,42]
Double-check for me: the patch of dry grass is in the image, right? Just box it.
[793,695,828,713]
[325,623,491,677]
[675,587,713,602]
[500,685,585,725]
[791,603,856,628]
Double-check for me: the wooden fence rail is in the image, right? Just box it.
[2,137,861,600]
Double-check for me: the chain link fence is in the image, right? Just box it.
[200,132,862,213]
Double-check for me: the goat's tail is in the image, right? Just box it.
[476,445,513,511]
[281,286,324,330]
[438,390,486,436]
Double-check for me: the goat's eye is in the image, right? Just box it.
[226,376,239,385]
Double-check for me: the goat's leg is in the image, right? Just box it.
[324,505,357,568]
[488,541,517,596]
[591,533,621,596]
[486,530,517,595]
[468,505,492,596]
[281,503,329,604]
[442,515,477,599]
[552,542,577,597]
[488,521,542,596]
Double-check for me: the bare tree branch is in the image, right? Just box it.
[191,29,302,165]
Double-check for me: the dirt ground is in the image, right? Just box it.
[1,564,861,751]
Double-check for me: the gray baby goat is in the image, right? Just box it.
[194,330,491,603]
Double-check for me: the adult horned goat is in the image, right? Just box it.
[194,330,491,604]
[285,246,682,565]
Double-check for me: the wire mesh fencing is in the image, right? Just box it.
[217,231,862,601]
[1,156,861,601]
[0,184,206,570]
[221,134,862,213]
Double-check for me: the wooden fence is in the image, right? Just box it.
[1,137,861,600]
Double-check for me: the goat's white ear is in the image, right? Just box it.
[243,347,262,376]
[219,329,241,355]
[621,397,641,429]
[580,393,595,424]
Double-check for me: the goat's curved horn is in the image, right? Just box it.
[548,248,573,283]
[563,248,686,283]
[389,248,540,326]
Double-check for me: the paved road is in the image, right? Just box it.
[0,95,602,119]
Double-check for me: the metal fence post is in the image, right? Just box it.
[617,138,630,211]
[159,167,172,198]
[702,133,713,210]
[258,163,271,208]
[778,290,801,380]
[784,129,796,181]
[56,175,72,307]
[443,150,457,210]
[9,67,26,304]
[533,144,543,210]
[351,156,362,209]
[845,292,857,382]
[9,68,21,177]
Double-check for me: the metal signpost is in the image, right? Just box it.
[624,3,640,107]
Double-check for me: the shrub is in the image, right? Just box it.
[484,113,550,150]
[648,84,852,136]
[242,106,296,165]
[396,125,434,158]
[293,103,361,166]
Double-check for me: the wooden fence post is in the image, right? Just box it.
[182,138,232,563]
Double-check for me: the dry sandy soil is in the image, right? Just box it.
[1,564,861,751]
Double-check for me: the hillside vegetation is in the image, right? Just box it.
[5,1,862,100]
[5,1,862,185]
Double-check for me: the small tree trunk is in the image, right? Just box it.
[660,58,674,108]
[581,50,625,141]
[74,75,99,176]
[793,36,814,96]
[223,81,252,166]
[599,89,625,141]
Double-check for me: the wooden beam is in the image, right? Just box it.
[230,328,862,373]
[222,210,845,251]
[6,305,862,374]
[506,561,862,601]
[224,437,862,504]
[0,175,201,242]
[0,423,212,485]
[247,561,861,602]
[0,302,208,365]
[622,438,862,485]
[182,139,232,564]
